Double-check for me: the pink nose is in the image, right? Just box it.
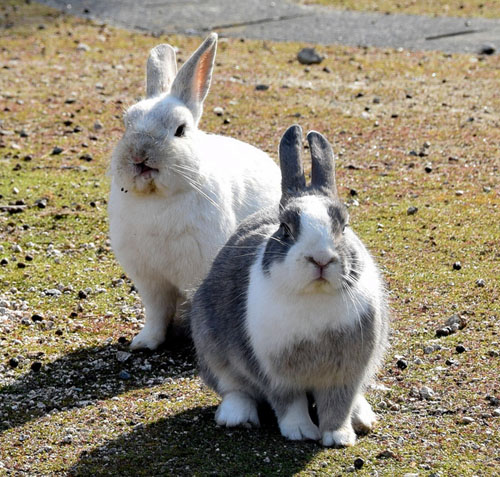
[306,255,336,269]
[132,155,145,164]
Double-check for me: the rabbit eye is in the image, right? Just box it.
[175,124,186,137]
[280,222,292,238]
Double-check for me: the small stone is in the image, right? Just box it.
[396,359,408,370]
[483,186,491,193]
[323,66,331,73]
[373,97,380,104]
[31,361,42,372]
[478,44,496,55]
[455,190,464,196]
[213,107,224,116]
[455,345,466,353]
[376,449,396,459]
[32,314,44,322]
[17,262,26,269]
[1,258,9,266]
[223,118,231,124]
[475,279,485,287]
[425,163,432,173]
[23,154,33,161]
[36,199,47,208]
[116,351,132,363]
[436,327,451,337]
[489,350,499,357]
[493,408,500,417]
[118,370,131,380]
[51,146,64,155]
[349,189,358,196]
[78,290,87,299]
[419,386,434,400]
[255,84,269,91]
[9,357,19,368]
[93,120,103,131]
[452,261,462,270]
[76,42,91,52]
[19,129,29,138]
[445,359,456,366]
[461,416,475,424]
[25,255,33,261]
[353,457,364,469]
[487,396,500,406]
[407,206,418,215]
[80,153,93,162]
[297,47,324,65]
[445,314,464,328]
[118,336,128,344]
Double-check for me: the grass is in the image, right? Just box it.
[0,0,499,475]
[298,0,500,19]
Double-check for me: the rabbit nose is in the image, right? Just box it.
[132,154,146,164]
[306,255,336,269]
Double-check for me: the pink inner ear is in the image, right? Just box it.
[193,51,212,101]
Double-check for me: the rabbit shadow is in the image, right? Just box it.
[70,404,321,477]
[0,326,195,433]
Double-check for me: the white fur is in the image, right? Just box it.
[278,395,320,441]
[322,427,356,447]
[215,392,260,428]
[351,394,377,433]
[109,36,281,349]
[246,196,382,387]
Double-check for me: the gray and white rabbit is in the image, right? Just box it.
[190,125,389,447]
[108,34,281,350]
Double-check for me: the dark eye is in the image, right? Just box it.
[280,222,292,238]
[342,223,349,233]
[174,124,186,137]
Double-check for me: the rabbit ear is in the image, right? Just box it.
[146,44,178,98]
[170,33,218,124]
[279,125,306,205]
[307,131,337,197]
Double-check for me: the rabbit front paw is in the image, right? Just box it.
[351,394,377,434]
[321,427,356,447]
[130,325,165,350]
[215,392,260,428]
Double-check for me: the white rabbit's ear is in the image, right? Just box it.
[307,130,337,198]
[146,44,178,98]
[170,33,218,124]
[279,125,306,205]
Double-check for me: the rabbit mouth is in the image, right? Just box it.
[135,161,159,178]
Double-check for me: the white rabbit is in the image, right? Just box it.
[108,34,281,350]
[190,125,389,447]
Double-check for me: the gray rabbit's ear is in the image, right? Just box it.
[146,44,178,98]
[170,33,218,124]
[307,130,337,197]
[279,125,306,205]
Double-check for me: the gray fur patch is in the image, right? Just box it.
[269,305,378,389]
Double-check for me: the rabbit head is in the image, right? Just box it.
[110,33,218,195]
[262,125,359,296]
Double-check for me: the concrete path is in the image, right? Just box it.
[38,0,500,54]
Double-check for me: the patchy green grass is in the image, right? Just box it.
[0,0,499,475]
[298,0,500,19]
